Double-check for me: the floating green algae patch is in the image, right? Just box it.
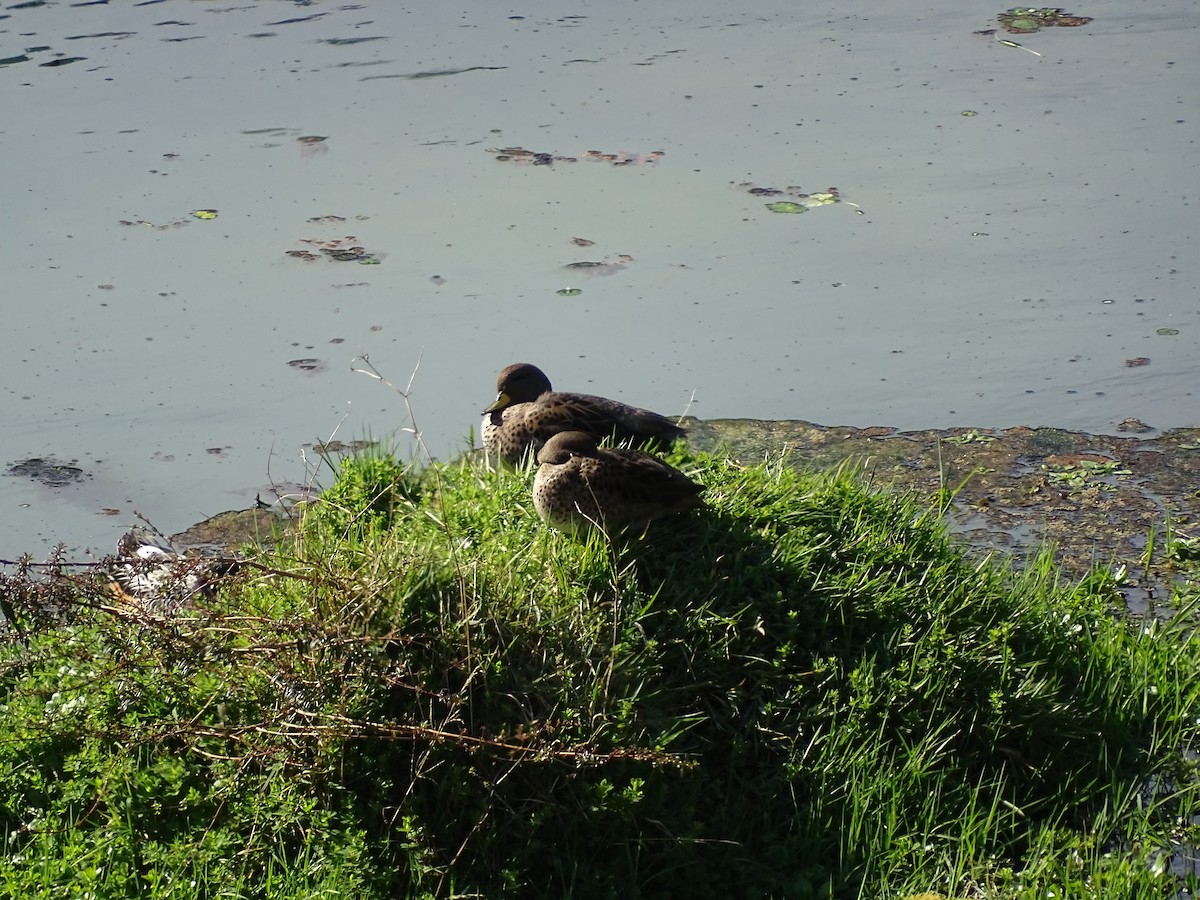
[997,6,1093,33]
[750,185,856,214]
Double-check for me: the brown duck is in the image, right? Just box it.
[533,431,705,535]
[482,362,685,465]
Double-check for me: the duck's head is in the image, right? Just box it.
[484,362,553,413]
[536,431,599,465]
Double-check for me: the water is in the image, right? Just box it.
[2,0,1197,559]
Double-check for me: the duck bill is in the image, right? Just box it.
[483,391,512,414]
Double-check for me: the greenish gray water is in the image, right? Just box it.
[2,0,1196,559]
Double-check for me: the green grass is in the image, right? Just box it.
[2,446,1199,899]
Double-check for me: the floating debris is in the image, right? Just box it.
[997,38,1042,56]
[297,135,329,159]
[324,247,375,262]
[486,147,664,167]
[307,439,376,454]
[362,65,508,82]
[243,127,297,136]
[1124,357,1151,368]
[7,457,88,488]
[1156,327,1180,336]
[563,255,634,277]
[996,7,1092,34]
[286,235,382,265]
[287,358,326,374]
[556,288,583,296]
[735,183,860,214]
[118,214,193,230]
[318,37,387,46]
[570,237,596,247]
[40,56,87,67]
[1003,15,1039,32]
[191,209,218,220]
[584,148,665,166]
[490,147,557,165]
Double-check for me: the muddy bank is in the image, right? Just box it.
[686,419,1200,615]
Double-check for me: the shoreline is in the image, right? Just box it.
[153,418,1200,618]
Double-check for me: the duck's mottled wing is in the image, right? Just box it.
[585,449,704,513]
[535,392,684,447]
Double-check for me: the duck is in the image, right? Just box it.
[107,525,241,612]
[532,431,705,536]
[482,362,685,465]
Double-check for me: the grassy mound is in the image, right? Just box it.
[2,447,1198,898]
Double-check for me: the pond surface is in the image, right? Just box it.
[2,0,1197,559]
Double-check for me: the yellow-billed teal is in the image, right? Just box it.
[482,362,685,465]
[533,431,705,535]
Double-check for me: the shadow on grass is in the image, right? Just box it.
[1,455,1193,900]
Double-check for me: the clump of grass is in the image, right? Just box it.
[2,448,1198,899]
